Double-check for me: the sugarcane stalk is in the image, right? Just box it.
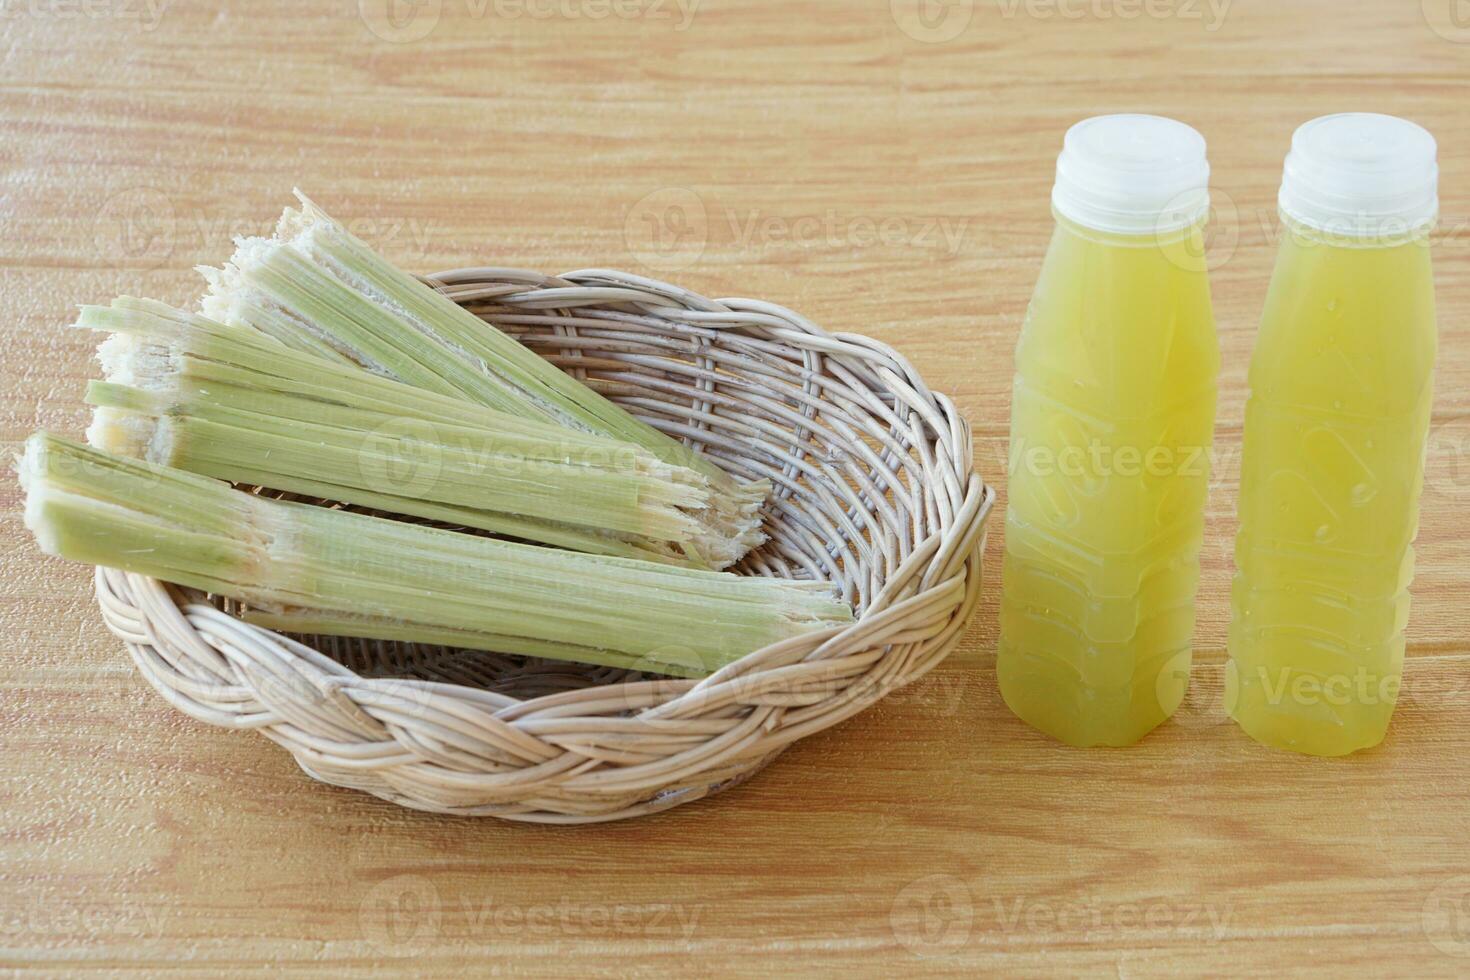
[20,433,852,678]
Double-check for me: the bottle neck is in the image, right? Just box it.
[1052,208,1212,274]
[1278,211,1434,251]
[1053,208,1205,247]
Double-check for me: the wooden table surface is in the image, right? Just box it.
[3,0,1469,974]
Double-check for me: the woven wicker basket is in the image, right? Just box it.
[92,267,995,823]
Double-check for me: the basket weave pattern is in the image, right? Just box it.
[93,268,995,822]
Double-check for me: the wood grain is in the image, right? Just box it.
[3,0,1469,974]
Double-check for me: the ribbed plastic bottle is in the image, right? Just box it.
[998,115,1220,746]
[1227,113,1439,756]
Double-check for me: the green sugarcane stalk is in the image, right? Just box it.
[19,433,853,678]
[81,297,739,566]
[198,192,768,567]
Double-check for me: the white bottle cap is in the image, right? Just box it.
[1051,114,1210,236]
[1278,113,1438,238]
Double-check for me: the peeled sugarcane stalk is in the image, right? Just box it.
[199,192,768,569]
[19,433,853,679]
[81,297,740,566]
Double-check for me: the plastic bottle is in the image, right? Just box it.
[998,115,1220,746]
[1227,113,1438,756]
